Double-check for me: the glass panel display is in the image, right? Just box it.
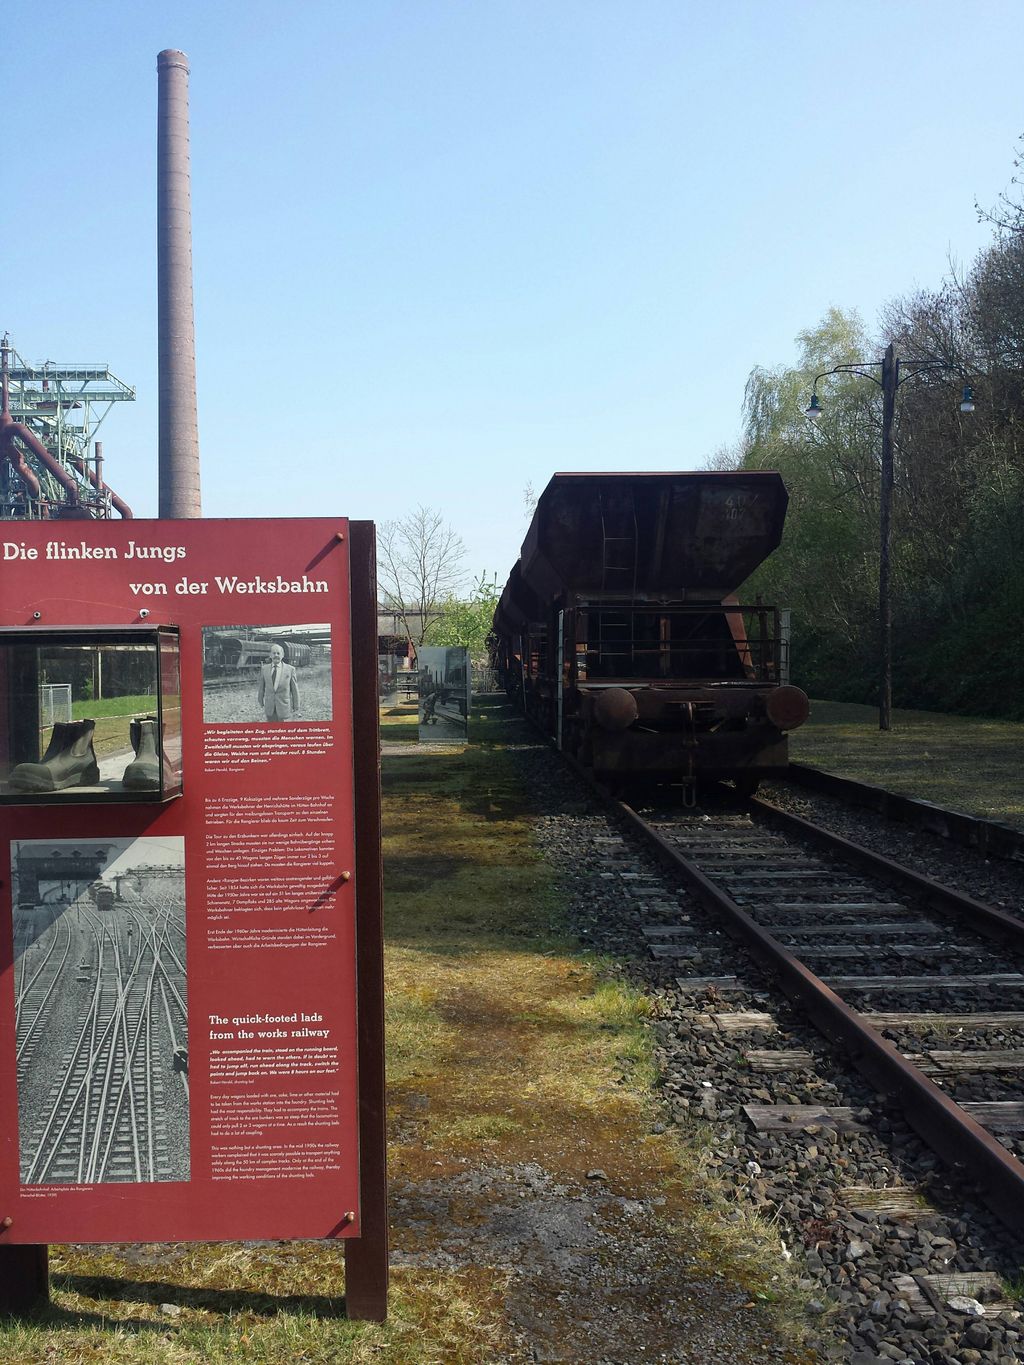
[0,629,181,804]
[416,646,470,744]
[159,629,183,798]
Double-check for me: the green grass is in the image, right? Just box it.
[382,699,814,1357]
[0,695,813,1363]
[790,699,1024,825]
[40,698,178,761]
[71,694,159,721]
[379,703,418,744]
[5,1246,509,1364]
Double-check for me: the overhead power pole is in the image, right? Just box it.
[157,49,202,518]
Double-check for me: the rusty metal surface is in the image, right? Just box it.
[592,687,639,732]
[343,521,389,1320]
[1,345,132,520]
[1,408,83,506]
[587,726,788,777]
[518,471,788,600]
[497,472,798,787]
[493,561,544,634]
[615,798,1024,1236]
[65,450,132,519]
[0,342,133,520]
[764,685,810,731]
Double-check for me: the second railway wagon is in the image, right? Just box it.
[203,633,316,675]
[492,470,809,796]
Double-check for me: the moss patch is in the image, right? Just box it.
[383,702,814,1359]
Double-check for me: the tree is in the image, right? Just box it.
[704,139,1024,718]
[737,309,883,677]
[729,234,1024,716]
[430,574,501,652]
[877,234,1024,716]
[975,133,1024,238]
[377,507,466,650]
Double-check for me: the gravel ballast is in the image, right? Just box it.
[515,747,1024,1364]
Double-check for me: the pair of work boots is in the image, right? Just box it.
[7,716,162,793]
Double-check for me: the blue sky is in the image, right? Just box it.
[4,1,1023,583]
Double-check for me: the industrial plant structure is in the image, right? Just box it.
[0,336,134,521]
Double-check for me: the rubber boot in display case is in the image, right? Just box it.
[122,715,162,791]
[8,719,101,793]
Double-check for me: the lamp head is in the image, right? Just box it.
[959,384,975,414]
[805,392,823,421]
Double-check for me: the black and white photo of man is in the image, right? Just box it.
[201,626,332,724]
[257,642,301,721]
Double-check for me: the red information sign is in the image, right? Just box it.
[0,519,370,1244]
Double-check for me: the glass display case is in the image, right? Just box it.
[0,627,182,804]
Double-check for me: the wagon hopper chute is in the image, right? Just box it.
[495,471,809,794]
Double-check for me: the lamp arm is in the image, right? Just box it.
[893,357,953,386]
[811,363,884,391]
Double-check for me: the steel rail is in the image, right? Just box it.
[749,794,1024,949]
[25,925,114,1184]
[107,928,146,1181]
[15,914,74,1061]
[14,913,56,1025]
[85,926,132,1183]
[77,913,106,1181]
[160,978,189,1099]
[615,797,1024,1237]
[133,892,187,969]
[783,763,1024,864]
[147,907,188,1018]
[98,960,157,1181]
[108,894,186,1178]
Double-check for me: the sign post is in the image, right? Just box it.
[0,518,386,1315]
[342,521,388,1319]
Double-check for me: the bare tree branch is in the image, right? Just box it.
[377,506,467,652]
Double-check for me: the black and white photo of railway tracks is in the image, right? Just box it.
[12,837,189,1185]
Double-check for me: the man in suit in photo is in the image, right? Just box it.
[257,643,301,721]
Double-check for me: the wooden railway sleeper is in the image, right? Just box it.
[615,798,1024,1239]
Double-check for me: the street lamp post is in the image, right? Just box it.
[878,343,897,732]
[805,345,975,732]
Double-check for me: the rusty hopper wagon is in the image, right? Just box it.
[492,471,809,797]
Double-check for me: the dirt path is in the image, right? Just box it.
[381,700,816,1362]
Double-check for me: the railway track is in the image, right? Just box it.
[202,674,258,692]
[14,908,73,1071]
[522,741,1024,1357]
[620,790,1024,1234]
[15,890,188,1185]
[780,763,1024,865]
